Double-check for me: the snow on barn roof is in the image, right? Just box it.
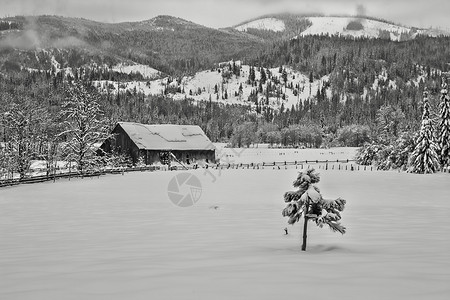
[117,122,215,151]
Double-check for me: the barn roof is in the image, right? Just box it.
[116,122,215,151]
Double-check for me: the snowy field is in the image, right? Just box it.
[214,145,358,164]
[1,168,449,300]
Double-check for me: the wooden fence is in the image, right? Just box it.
[2,160,449,188]
[0,166,158,188]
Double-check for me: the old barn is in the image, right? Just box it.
[100,122,215,165]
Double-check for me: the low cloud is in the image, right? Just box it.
[52,36,87,48]
[356,4,366,16]
[0,30,41,49]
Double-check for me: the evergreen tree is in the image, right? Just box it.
[408,91,441,173]
[260,67,267,84]
[282,169,347,251]
[248,66,255,83]
[438,83,450,168]
[282,69,288,88]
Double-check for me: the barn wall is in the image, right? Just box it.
[143,150,216,165]
[100,125,140,163]
[172,150,215,165]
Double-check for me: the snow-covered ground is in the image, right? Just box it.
[234,16,433,41]
[300,17,415,41]
[1,169,449,299]
[235,18,286,32]
[215,146,358,164]
[93,64,330,111]
[112,63,160,79]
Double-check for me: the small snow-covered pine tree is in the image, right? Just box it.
[408,90,441,173]
[438,83,450,169]
[282,169,346,251]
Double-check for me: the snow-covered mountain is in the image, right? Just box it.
[235,18,286,32]
[233,15,450,41]
[299,17,430,41]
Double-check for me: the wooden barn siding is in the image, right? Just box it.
[142,150,215,165]
[101,125,140,163]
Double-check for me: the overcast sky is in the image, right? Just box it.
[1,0,449,29]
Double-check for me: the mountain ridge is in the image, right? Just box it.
[0,14,263,75]
[231,13,450,41]
[1,13,449,78]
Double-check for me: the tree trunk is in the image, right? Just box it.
[301,198,310,251]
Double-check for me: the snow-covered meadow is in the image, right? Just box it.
[1,167,449,300]
[214,145,358,165]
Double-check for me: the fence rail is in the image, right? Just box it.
[2,160,448,188]
[0,166,159,188]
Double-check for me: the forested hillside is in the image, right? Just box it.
[0,15,263,75]
[1,14,450,175]
[247,35,450,126]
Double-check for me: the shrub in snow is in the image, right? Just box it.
[282,169,346,251]
[136,156,146,167]
[357,132,416,171]
[103,150,132,168]
[355,142,385,165]
[337,124,371,147]
[385,132,417,171]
